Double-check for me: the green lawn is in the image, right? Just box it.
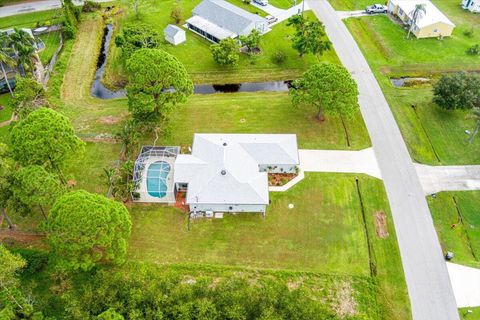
[269,0,295,9]
[343,1,480,165]
[460,307,480,319]
[129,173,410,319]
[0,94,12,123]
[428,191,480,268]
[226,0,268,16]
[38,31,61,65]
[0,9,63,29]
[104,0,338,85]
[328,0,371,11]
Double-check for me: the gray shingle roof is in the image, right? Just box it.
[164,24,184,37]
[192,0,266,35]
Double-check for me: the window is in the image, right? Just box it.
[433,29,438,33]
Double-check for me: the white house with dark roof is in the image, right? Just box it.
[164,24,186,45]
[174,134,299,214]
[186,0,269,43]
[132,134,299,215]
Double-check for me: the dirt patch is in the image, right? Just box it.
[374,211,389,239]
[287,279,303,291]
[97,115,122,125]
[332,281,357,318]
[0,229,47,248]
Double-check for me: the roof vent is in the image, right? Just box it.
[223,142,227,146]
[221,169,226,175]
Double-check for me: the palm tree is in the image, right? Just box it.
[10,29,36,75]
[468,109,480,144]
[0,33,15,97]
[407,4,426,39]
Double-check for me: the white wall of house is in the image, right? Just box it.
[165,31,186,46]
[190,203,267,213]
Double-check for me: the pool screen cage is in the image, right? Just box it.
[132,146,180,201]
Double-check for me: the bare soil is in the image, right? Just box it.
[268,173,297,186]
[374,211,389,239]
[333,281,357,318]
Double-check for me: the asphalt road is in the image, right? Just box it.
[306,1,460,319]
[0,0,111,18]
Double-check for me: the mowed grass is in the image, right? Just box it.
[129,174,411,318]
[328,0,371,11]
[60,16,370,151]
[343,1,480,165]
[104,0,338,85]
[0,9,63,29]
[428,191,480,268]
[38,31,61,65]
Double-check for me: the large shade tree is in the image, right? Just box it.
[10,165,65,220]
[0,245,28,315]
[114,24,161,61]
[290,63,359,121]
[11,76,46,119]
[46,190,132,271]
[126,48,193,122]
[10,108,84,178]
[433,72,480,110]
[287,14,331,57]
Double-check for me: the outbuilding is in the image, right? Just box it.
[164,24,186,45]
[387,0,455,38]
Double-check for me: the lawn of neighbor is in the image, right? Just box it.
[0,5,410,320]
[103,0,339,86]
[341,0,480,165]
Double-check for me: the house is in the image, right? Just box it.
[132,134,299,215]
[387,0,455,38]
[185,0,269,43]
[164,24,186,45]
[462,0,480,13]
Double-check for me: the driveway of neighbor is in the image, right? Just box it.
[307,1,459,319]
[415,164,480,195]
[0,0,111,18]
[336,10,370,19]
[251,1,310,24]
[447,263,480,308]
[299,148,382,179]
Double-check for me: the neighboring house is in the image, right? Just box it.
[132,134,299,215]
[186,0,269,43]
[462,0,480,13]
[164,24,186,46]
[387,0,455,38]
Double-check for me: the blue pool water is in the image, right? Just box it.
[146,161,171,198]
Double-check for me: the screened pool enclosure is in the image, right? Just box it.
[132,146,180,203]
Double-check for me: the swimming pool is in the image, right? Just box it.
[146,161,171,198]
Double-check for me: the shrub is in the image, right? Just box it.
[170,6,183,24]
[62,24,76,40]
[463,28,474,38]
[467,44,480,56]
[271,50,287,64]
[13,249,49,275]
[82,0,102,12]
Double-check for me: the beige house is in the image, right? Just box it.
[387,0,455,38]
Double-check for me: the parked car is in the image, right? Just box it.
[253,0,268,6]
[266,15,278,24]
[365,4,388,14]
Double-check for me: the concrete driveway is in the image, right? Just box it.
[307,1,459,319]
[447,263,480,308]
[415,164,480,195]
[251,1,309,25]
[299,148,382,179]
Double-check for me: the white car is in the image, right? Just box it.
[266,15,278,24]
[365,4,388,14]
[253,0,268,6]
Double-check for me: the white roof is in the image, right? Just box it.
[390,0,455,28]
[186,15,237,40]
[174,134,299,205]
